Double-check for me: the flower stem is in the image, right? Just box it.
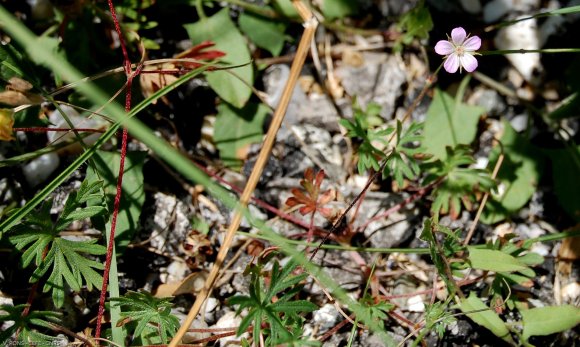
[480,48,580,55]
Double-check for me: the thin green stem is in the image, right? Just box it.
[480,48,580,55]
[196,0,207,19]
[484,5,580,32]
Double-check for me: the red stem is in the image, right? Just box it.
[95,0,140,342]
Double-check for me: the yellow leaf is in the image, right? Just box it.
[0,109,15,141]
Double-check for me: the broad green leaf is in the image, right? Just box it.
[517,252,544,266]
[272,0,300,18]
[214,102,267,169]
[239,11,287,56]
[86,150,146,250]
[467,247,527,273]
[459,292,514,344]
[482,121,544,224]
[423,88,484,160]
[548,146,580,221]
[185,9,253,108]
[521,305,580,341]
[322,0,359,20]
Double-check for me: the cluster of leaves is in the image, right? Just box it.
[228,254,317,346]
[0,304,62,345]
[420,218,580,345]
[112,290,180,345]
[5,179,107,308]
[340,101,423,188]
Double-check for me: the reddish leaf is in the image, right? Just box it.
[175,41,226,69]
[285,168,336,218]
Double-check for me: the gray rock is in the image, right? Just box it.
[336,53,406,120]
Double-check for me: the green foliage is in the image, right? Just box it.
[239,11,288,56]
[116,0,159,49]
[86,151,146,250]
[424,302,456,338]
[112,290,180,345]
[384,120,423,188]
[0,304,62,345]
[423,86,485,160]
[185,8,253,108]
[6,179,107,307]
[548,146,580,221]
[482,121,544,224]
[521,305,580,341]
[322,0,359,20]
[228,257,318,346]
[214,102,268,168]
[458,293,514,344]
[419,219,462,294]
[424,146,495,219]
[0,42,34,81]
[339,102,392,174]
[359,294,394,329]
[394,0,433,52]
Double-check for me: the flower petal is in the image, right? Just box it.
[434,40,454,55]
[460,53,478,72]
[463,36,481,51]
[451,27,467,45]
[444,53,460,73]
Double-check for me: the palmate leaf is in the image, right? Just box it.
[7,178,107,307]
[39,238,106,307]
[112,291,180,345]
[0,304,61,345]
[228,257,317,346]
[425,145,494,219]
[384,121,423,187]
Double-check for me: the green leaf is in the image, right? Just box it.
[459,292,514,344]
[86,151,146,250]
[39,238,105,307]
[239,11,287,56]
[214,102,267,169]
[517,252,544,266]
[322,0,359,20]
[272,0,300,18]
[394,1,433,51]
[113,291,180,345]
[0,41,30,80]
[521,305,580,341]
[482,121,544,224]
[467,247,527,273]
[271,300,317,313]
[423,86,484,160]
[548,146,580,221]
[184,8,253,108]
[0,304,62,345]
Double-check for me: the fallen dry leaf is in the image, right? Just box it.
[0,109,15,141]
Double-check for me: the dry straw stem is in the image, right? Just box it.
[167,1,318,345]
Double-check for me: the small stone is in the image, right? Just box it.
[211,311,247,345]
[313,304,339,333]
[510,113,529,132]
[407,295,425,312]
[22,152,60,187]
[495,17,543,83]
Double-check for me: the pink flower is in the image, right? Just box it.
[435,27,481,73]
